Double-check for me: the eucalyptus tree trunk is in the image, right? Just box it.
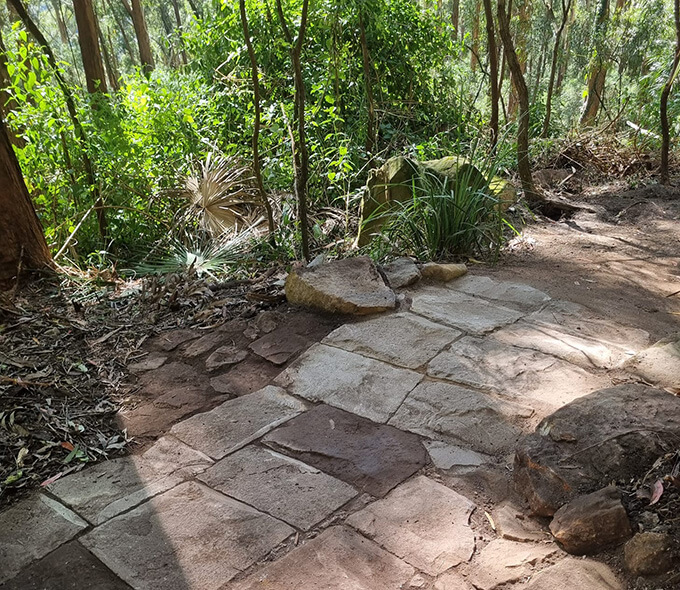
[123,0,154,74]
[580,0,609,126]
[482,0,499,148]
[543,0,573,136]
[106,0,137,64]
[471,0,480,70]
[661,0,680,183]
[73,0,108,94]
[50,0,69,43]
[171,0,188,65]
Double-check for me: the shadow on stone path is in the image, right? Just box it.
[1,273,666,590]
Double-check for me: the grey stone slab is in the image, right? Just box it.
[346,476,476,575]
[275,344,422,423]
[383,257,421,289]
[198,445,357,531]
[427,336,610,411]
[322,312,461,369]
[231,526,415,590]
[0,494,89,583]
[170,385,308,460]
[80,481,294,590]
[263,404,428,497]
[48,436,213,525]
[1,541,133,590]
[424,440,489,470]
[521,558,623,589]
[410,286,523,335]
[389,380,534,454]
[448,275,551,309]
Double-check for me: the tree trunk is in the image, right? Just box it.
[106,0,137,64]
[73,0,108,94]
[580,0,609,126]
[129,0,154,74]
[451,0,460,36]
[0,116,52,289]
[171,0,188,65]
[661,0,680,184]
[50,0,69,43]
[497,0,539,202]
[542,0,572,136]
[359,10,376,159]
[238,0,276,236]
[482,0,499,148]
[471,0,480,70]
[100,26,120,91]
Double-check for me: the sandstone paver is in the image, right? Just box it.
[263,404,427,497]
[322,312,461,369]
[410,286,523,334]
[198,445,357,530]
[248,330,309,365]
[274,344,422,423]
[205,345,248,371]
[423,440,489,470]
[434,571,475,590]
[0,494,89,583]
[80,481,294,590]
[170,385,308,460]
[448,275,551,309]
[231,526,415,590]
[389,381,534,454]
[346,475,476,575]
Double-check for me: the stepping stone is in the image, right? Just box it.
[208,358,282,396]
[383,257,421,288]
[448,275,551,309]
[492,502,549,543]
[521,557,623,589]
[0,494,89,583]
[389,381,534,454]
[128,353,167,373]
[427,336,610,410]
[623,337,680,389]
[231,526,415,590]
[171,386,308,460]
[147,329,199,352]
[323,312,461,369]
[181,331,225,358]
[410,286,523,335]
[263,404,427,497]
[198,445,357,531]
[205,345,248,371]
[48,436,213,525]
[434,570,474,590]
[249,330,309,365]
[423,440,489,470]
[346,476,476,575]
[80,481,294,590]
[275,344,422,423]
[466,539,558,590]
[0,541,132,590]
[137,361,207,397]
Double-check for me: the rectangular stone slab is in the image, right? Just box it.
[230,526,415,590]
[447,275,551,309]
[80,481,294,590]
[322,312,461,369]
[198,445,357,531]
[170,385,308,459]
[275,344,422,423]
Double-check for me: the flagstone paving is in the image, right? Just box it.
[1,275,651,590]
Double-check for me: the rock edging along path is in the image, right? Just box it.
[5,272,680,590]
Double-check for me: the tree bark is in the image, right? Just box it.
[451,0,460,36]
[238,0,276,236]
[100,26,120,91]
[73,0,108,94]
[129,0,154,74]
[661,0,680,183]
[580,0,609,126]
[471,0,480,70]
[50,0,69,43]
[497,0,539,202]
[106,0,137,64]
[0,116,52,289]
[542,0,572,136]
[171,0,188,65]
[482,0,499,148]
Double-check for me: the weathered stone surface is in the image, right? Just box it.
[128,353,167,373]
[514,384,680,516]
[285,257,396,315]
[81,482,294,590]
[147,329,199,352]
[522,558,623,589]
[248,330,309,365]
[231,526,415,590]
[449,275,551,309]
[198,445,357,530]
[493,502,549,543]
[275,344,422,423]
[624,532,676,576]
[323,312,461,369]
[208,358,281,396]
[171,385,308,460]
[421,262,468,282]
[181,331,225,358]
[428,335,609,410]
[433,570,474,590]
[48,436,213,525]
[205,345,248,371]
[136,361,206,397]
[389,381,533,454]
[0,541,132,590]
[623,337,680,389]
[410,287,523,335]
[346,476,476,575]
[263,404,427,497]
[467,539,558,590]
[549,487,631,555]
[0,494,89,583]
[383,257,421,288]
[423,440,489,470]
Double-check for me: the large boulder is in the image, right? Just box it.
[285,257,396,315]
[356,155,515,246]
[514,384,680,516]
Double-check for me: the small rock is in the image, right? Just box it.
[285,256,396,315]
[128,353,167,373]
[549,487,632,555]
[205,346,248,371]
[624,532,675,576]
[383,257,421,289]
[421,262,467,282]
[408,573,429,588]
[148,329,200,352]
[254,311,281,334]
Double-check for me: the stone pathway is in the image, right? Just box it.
[1,274,654,590]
